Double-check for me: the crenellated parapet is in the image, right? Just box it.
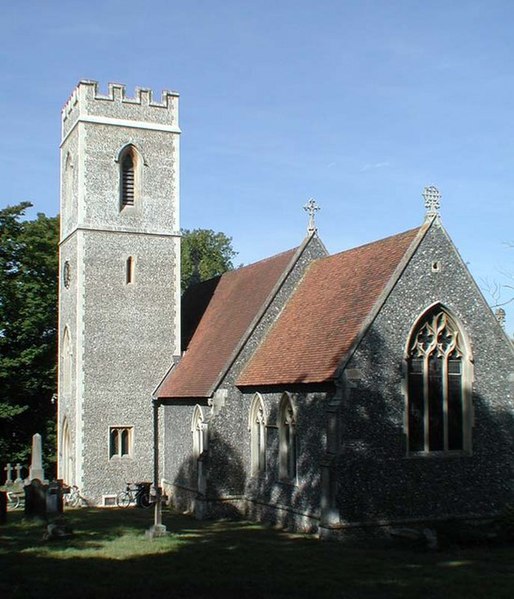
[62,80,180,141]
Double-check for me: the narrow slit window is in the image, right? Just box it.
[126,256,134,284]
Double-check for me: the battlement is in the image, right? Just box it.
[62,80,180,139]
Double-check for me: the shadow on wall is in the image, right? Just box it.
[172,432,246,520]
[244,387,328,533]
[170,323,514,531]
[335,323,514,526]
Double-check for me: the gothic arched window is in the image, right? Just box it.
[64,152,74,203]
[109,426,133,458]
[61,417,73,485]
[119,145,138,208]
[279,393,297,480]
[406,307,472,454]
[249,394,266,477]
[191,405,205,460]
[61,327,72,397]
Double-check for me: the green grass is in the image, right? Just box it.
[1,507,514,598]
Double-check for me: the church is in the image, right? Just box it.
[57,81,514,537]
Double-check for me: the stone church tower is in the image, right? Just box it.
[57,81,181,503]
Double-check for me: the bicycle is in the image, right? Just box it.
[6,489,21,510]
[116,482,152,508]
[63,485,83,508]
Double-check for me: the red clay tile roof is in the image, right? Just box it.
[238,227,422,386]
[157,247,299,399]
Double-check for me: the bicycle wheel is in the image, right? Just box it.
[138,491,152,508]
[117,491,131,507]
[7,493,20,510]
[69,492,80,508]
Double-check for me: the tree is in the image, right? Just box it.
[181,229,238,291]
[0,203,59,473]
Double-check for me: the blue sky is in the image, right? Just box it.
[1,1,513,332]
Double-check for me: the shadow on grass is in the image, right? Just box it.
[2,508,514,599]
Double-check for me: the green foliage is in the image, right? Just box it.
[181,228,237,292]
[0,202,58,471]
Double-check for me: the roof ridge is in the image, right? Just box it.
[325,226,422,261]
[224,245,300,275]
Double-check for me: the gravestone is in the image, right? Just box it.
[4,463,13,484]
[24,479,47,520]
[29,434,45,482]
[46,481,64,515]
[14,463,23,484]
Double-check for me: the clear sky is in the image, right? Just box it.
[1,1,513,332]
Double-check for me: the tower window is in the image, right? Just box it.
[120,146,137,208]
[109,426,133,458]
[126,256,134,284]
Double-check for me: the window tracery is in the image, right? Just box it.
[407,308,470,454]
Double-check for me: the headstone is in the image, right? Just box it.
[14,463,23,484]
[46,481,63,515]
[29,433,45,482]
[24,479,47,520]
[4,463,13,485]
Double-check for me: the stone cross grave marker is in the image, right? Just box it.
[4,463,13,484]
[14,463,23,484]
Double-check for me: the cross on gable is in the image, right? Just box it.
[304,198,320,234]
[423,185,441,217]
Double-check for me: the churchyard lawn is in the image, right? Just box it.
[2,508,514,598]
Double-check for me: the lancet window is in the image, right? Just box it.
[119,145,137,208]
[249,394,266,476]
[279,394,297,480]
[192,405,205,460]
[109,426,133,458]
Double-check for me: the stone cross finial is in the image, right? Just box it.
[14,463,23,483]
[304,199,320,234]
[495,307,506,329]
[4,463,13,484]
[423,185,441,218]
